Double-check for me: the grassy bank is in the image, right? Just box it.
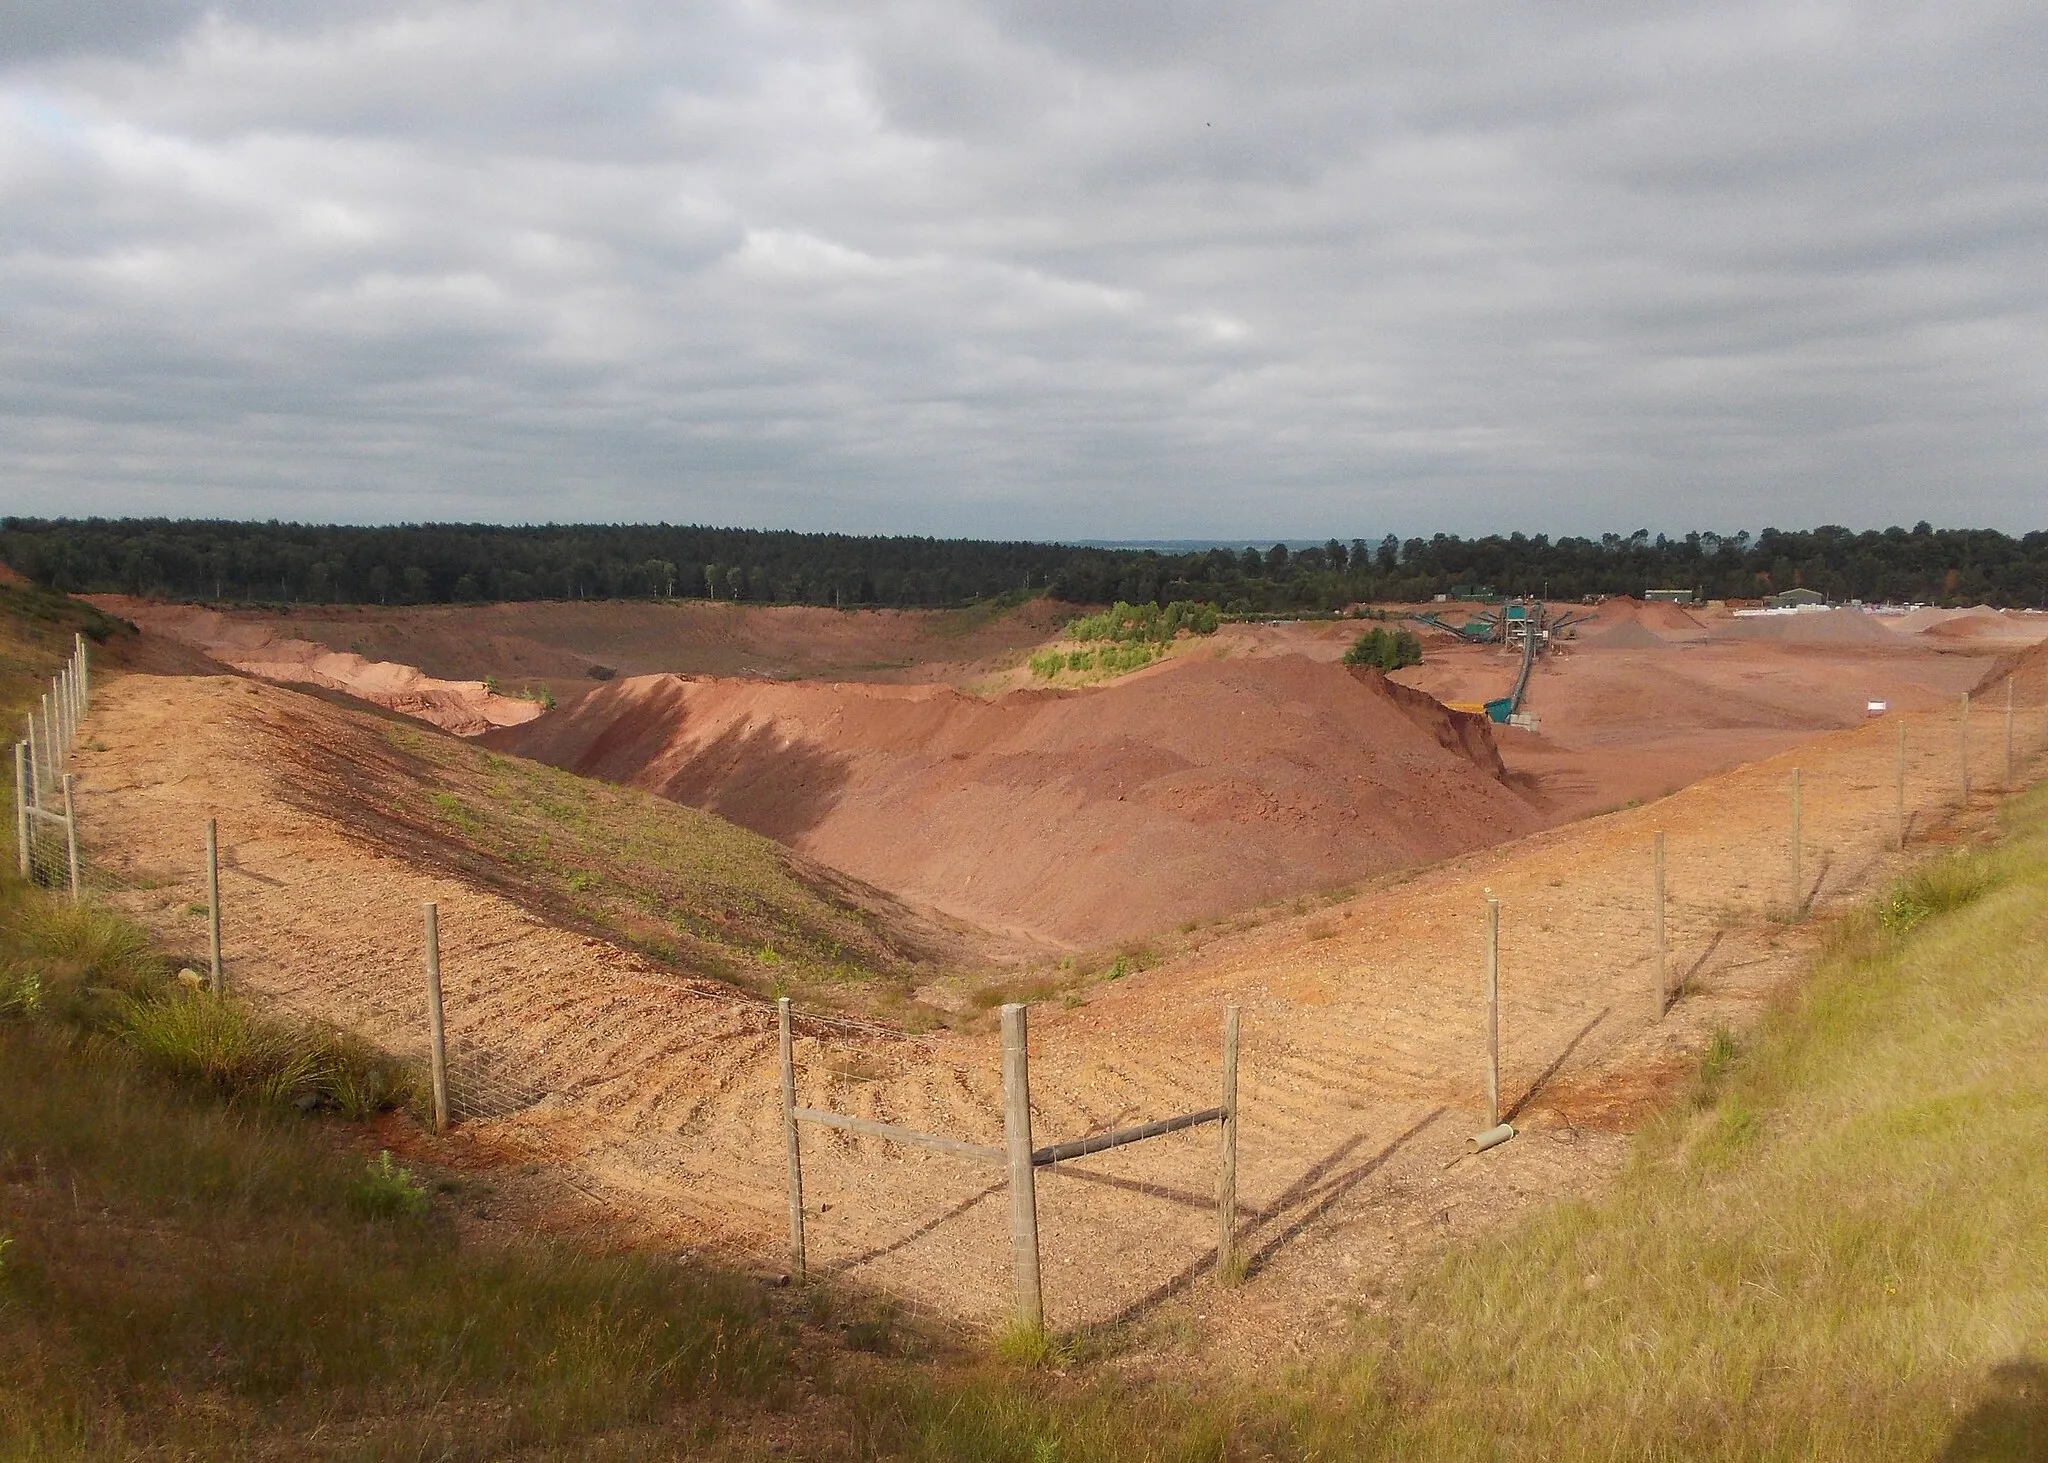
[5,775,2047,1457]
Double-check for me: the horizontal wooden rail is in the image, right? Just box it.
[27,806,71,826]
[1033,1107,1223,1167]
[792,1106,1003,1164]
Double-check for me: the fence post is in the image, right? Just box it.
[205,818,223,994]
[1789,768,1803,918]
[41,695,54,777]
[25,715,40,810]
[1652,830,1668,1018]
[1895,718,1907,851]
[2006,676,2016,787]
[14,743,29,880]
[1959,692,1971,805]
[1216,1001,1241,1282]
[1483,895,1500,1130]
[77,636,89,706]
[60,774,80,905]
[778,996,806,1281]
[1000,1003,1044,1332]
[424,902,450,1133]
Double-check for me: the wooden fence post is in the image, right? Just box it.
[1652,830,1667,1018]
[205,818,223,994]
[1959,692,1971,805]
[1216,1001,1240,1282]
[778,996,806,1281]
[24,716,40,812]
[2006,676,2016,787]
[77,636,89,705]
[1000,1003,1044,1331]
[60,774,80,905]
[1483,896,1500,1130]
[424,902,450,1133]
[14,743,30,880]
[1789,768,1803,918]
[1895,718,1907,851]
[41,696,54,778]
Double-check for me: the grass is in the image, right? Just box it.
[0,878,784,1460]
[279,706,973,1021]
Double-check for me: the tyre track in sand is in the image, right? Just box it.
[64,672,2045,1345]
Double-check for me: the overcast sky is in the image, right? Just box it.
[2,2,2043,539]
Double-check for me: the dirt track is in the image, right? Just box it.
[67,669,2048,1347]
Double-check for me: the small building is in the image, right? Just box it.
[1645,588,1695,604]
[1763,587,1826,608]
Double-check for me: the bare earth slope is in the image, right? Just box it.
[69,665,2042,1349]
[96,595,1078,705]
[488,654,1540,948]
[90,597,545,735]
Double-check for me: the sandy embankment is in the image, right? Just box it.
[89,598,545,736]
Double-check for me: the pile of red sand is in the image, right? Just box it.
[1587,596,1707,637]
[1977,638,2048,702]
[1583,620,1669,650]
[491,655,1541,947]
[92,599,545,736]
[1712,608,1896,645]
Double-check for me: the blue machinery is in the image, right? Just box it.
[1409,601,1590,723]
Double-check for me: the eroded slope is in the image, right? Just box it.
[489,654,1540,948]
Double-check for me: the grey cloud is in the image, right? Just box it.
[1,0,2044,537]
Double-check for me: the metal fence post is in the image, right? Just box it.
[1216,1001,1240,1282]
[1000,1003,1044,1331]
[778,996,806,1281]
[205,818,223,994]
[13,742,29,880]
[60,774,80,904]
[1789,767,1803,918]
[1652,830,1667,1018]
[424,902,450,1133]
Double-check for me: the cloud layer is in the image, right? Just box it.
[3,1,2044,536]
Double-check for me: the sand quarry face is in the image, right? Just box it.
[489,655,1539,948]
[89,598,544,735]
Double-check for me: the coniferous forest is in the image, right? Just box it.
[3,518,2045,612]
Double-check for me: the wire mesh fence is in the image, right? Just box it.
[14,649,2047,1337]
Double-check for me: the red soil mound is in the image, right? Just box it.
[1589,596,1706,635]
[1976,637,2048,701]
[490,655,1539,948]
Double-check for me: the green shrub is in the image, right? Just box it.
[346,1150,431,1220]
[1343,627,1423,670]
[1066,599,1221,644]
[1028,649,1065,679]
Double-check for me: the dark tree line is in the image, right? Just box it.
[3,519,2045,612]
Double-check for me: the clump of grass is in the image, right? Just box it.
[990,1321,1054,1368]
[110,990,413,1114]
[0,880,411,1115]
[346,1150,431,1220]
